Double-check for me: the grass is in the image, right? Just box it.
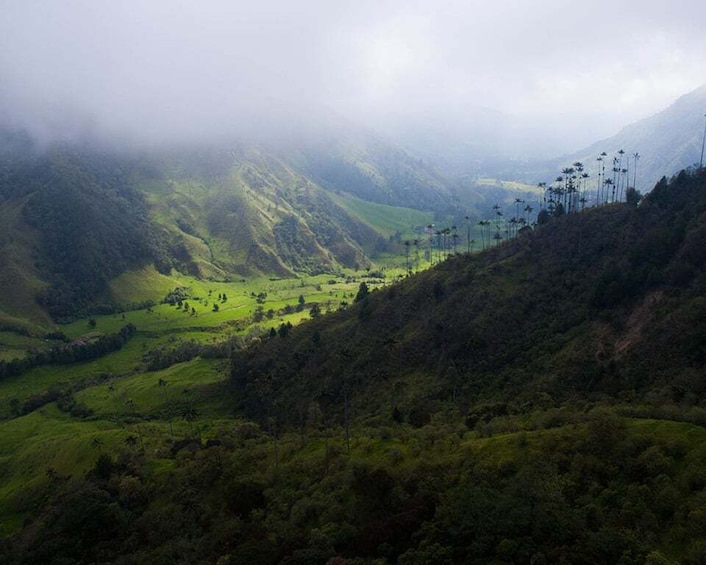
[0,252,431,535]
[332,192,434,238]
[75,358,228,418]
[0,356,234,533]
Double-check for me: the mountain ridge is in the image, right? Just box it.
[523,84,706,189]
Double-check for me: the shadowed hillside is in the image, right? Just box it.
[232,167,706,427]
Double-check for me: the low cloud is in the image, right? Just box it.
[1,0,705,154]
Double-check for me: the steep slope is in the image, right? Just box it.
[283,132,475,215]
[526,84,706,188]
[0,132,470,325]
[232,168,706,426]
[140,145,385,278]
[0,141,165,323]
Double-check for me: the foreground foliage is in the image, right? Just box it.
[3,412,706,564]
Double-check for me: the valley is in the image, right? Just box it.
[2,159,706,562]
[2,85,706,562]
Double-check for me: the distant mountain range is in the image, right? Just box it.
[517,84,706,190]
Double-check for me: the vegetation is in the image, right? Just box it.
[4,158,706,562]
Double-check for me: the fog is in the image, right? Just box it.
[2,0,705,156]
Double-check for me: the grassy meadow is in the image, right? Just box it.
[0,265,409,531]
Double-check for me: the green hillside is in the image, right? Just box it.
[0,134,471,329]
[232,168,706,425]
[0,169,704,563]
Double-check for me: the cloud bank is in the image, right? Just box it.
[1,0,705,153]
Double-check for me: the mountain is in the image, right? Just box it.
[523,84,706,190]
[0,130,482,326]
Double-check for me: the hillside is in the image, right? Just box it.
[232,167,706,426]
[3,169,706,563]
[523,84,706,189]
[0,132,475,327]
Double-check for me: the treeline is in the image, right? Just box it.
[144,335,240,372]
[0,323,137,380]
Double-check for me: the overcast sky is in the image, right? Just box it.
[1,0,705,153]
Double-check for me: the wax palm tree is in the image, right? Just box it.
[596,154,603,204]
[524,203,534,224]
[604,178,615,203]
[537,182,547,210]
[562,167,575,211]
[615,150,626,202]
[514,197,525,220]
[477,220,488,250]
[573,163,584,212]
[182,405,198,437]
[465,216,472,253]
[632,152,640,191]
[158,378,174,437]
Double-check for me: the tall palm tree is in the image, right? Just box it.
[477,220,486,250]
[514,197,525,221]
[465,216,472,254]
[537,182,547,210]
[616,149,625,202]
[524,203,534,224]
[597,152,607,204]
[426,224,434,265]
[158,378,173,438]
[573,162,584,212]
[610,157,620,202]
[632,152,640,191]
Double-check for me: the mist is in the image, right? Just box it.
[2,0,706,157]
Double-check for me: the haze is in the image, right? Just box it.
[2,0,705,156]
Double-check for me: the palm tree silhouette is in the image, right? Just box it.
[632,152,640,191]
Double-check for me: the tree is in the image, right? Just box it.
[626,187,642,207]
[158,378,173,437]
[355,282,369,302]
[632,152,640,191]
[182,405,198,437]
